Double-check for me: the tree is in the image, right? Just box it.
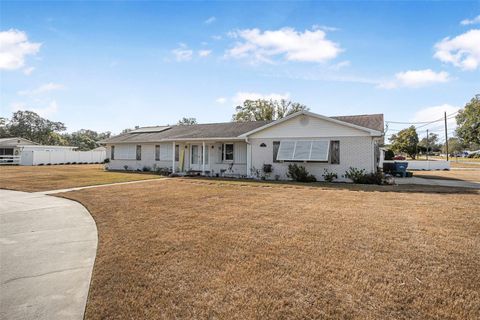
[232,99,309,122]
[444,137,465,155]
[456,95,480,146]
[0,117,9,137]
[177,117,197,125]
[389,126,419,159]
[63,129,111,150]
[418,132,441,153]
[6,111,66,145]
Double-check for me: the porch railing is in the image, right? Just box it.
[0,155,21,165]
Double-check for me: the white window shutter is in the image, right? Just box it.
[293,141,312,160]
[277,141,295,160]
[310,141,329,161]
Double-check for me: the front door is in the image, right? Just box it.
[190,144,209,171]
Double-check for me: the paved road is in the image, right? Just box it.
[0,190,97,320]
[396,177,480,189]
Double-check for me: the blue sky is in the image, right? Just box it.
[1,1,479,140]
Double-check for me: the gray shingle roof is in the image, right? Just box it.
[331,114,384,132]
[101,113,384,144]
[102,121,272,143]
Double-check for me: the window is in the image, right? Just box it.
[155,145,160,161]
[111,146,115,160]
[330,141,340,164]
[136,145,141,160]
[175,145,179,161]
[221,143,234,161]
[273,141,280,163]
[276,140,329,161]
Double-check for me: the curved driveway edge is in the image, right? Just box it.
[0,189,97,320]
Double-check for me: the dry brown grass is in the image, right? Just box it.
[60,178,480,320]
[0,164,161,192]
[413,169,480,183]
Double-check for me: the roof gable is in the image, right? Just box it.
[242,111,383,138]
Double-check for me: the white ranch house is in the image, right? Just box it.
[101,111,384,181]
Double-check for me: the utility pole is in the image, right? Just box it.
[426,129,429,161]
[444,111,449,161]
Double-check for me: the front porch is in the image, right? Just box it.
[168,140,249,178]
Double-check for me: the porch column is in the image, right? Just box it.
[172,141,176,173]
[202,141,206,175]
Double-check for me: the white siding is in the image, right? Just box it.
[234,142,247,163]
[249,114,371,139]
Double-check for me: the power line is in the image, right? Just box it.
[385,111,458,127]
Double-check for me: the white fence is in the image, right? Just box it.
[0,155,20,165]
[383,160,450,171]
[19,150,106,166]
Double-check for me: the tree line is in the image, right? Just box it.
[0,111,111,151]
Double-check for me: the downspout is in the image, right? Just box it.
[245,137,252,178]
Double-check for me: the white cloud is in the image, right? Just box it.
[211,35,222,41]
[312,24,339,32]
[378,69,450,89]
[198,50,212,57]
[204,16,216,24]
[460,15,480,25]
[434,29,480,70]
[11,100,59,117]
[329,60,350,70]
[215,97,227,104]
[23,66,35,75]
[171,44,193,61]
[18,82,64,96]
[225,27,342,63]
[232,91,290,106]
[411,104,460,129]
[0,29,41,70]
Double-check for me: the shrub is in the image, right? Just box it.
[344,167,384,185]
[104,158,110,163]
[142,166,151,172]
[287,164,317,182]
[123,165,129,171]
[322,169,338,182]
[384,149,395,160]
[155,167,171,176]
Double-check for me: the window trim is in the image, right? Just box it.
[136,145,142,161]
[273,141,280,163]
[155,145,160,161]
[330,140,340,164]
[222,143,234,162]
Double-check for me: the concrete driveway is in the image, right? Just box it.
[0,189,97,320]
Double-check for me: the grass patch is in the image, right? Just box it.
[60,178,480,319]
[0,164,162,192]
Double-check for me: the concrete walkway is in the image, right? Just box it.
[0,189,97,320]
[396,177,480,189]
[38,177,167,195]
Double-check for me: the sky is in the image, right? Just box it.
[1,1,479,141]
